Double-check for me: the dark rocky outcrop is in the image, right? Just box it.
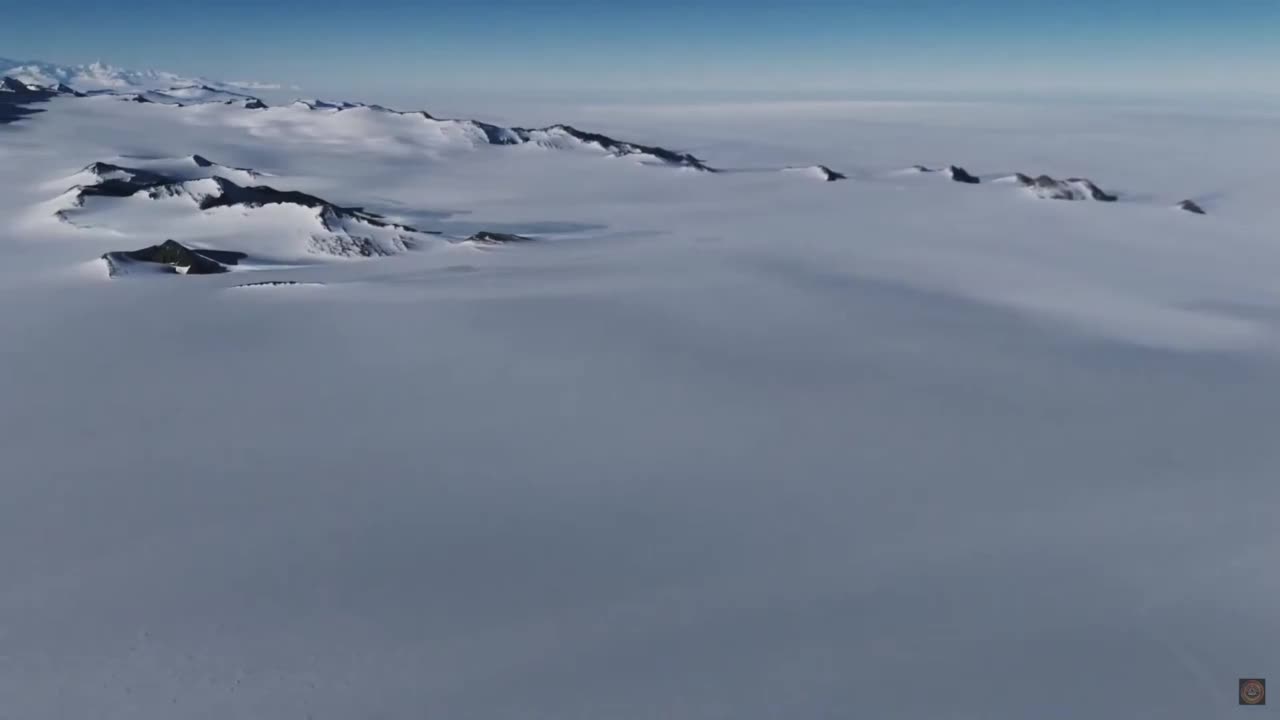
[449,120,713,170]
[101,240,246,277]
[69,161,421,234]
[193,178,336,211]
[464,232,536,245]
[67,159,433,259]
[814,165,848,181]
[1015,173,1117,202]
[1175,199,1206,215]
[0,76,38,93]
[1030,174,1075,200]
[909,165,979,184]
[507,124,716,171]
[185,154,260,177]
[0,75,66,124]
[1064,177,1117,202]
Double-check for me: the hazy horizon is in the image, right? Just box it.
[3,0,1278,101]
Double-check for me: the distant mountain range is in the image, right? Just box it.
[3,57,1209,221]
[0,57,283,92]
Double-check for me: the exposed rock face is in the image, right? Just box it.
[813,165,848,181]
[101,240,247,277]
[946,165,980,184]
[908,165,979,184]
[1027,174,1075,200]
[510,124,716,171]
[0,76,38,93]
[0,75,67,124]
[1176,199,1206,215]
[294,99,363,111]
[191,178,341,211]
[1065,178,1117,202]
[306,233,398,257]
[70,162,417,233]
[61,158,438,260]
[77,169,169,197]
[445,119,713,171]
[464,232,536,245]
[1016,173,1117,202]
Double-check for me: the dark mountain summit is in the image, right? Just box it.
[101,240,247,276]
[0,75,74,124]
[946,165,980,184]
[70,162,422,234]
[910,165,980,184]
[1015,173,1117,202]
[1,76,38,93]
[511,124,716,172]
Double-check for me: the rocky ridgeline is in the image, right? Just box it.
[1011,173,1117,202]
[64,157,545,277]
[910,165,981,184]
[102,240,246,277]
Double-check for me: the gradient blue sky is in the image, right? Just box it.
[2,0,1277,99]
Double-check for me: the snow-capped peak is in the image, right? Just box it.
[0,57,279,93]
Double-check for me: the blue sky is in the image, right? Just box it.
[2,0,1277,99]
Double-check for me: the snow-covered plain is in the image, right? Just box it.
[2,73,1279,720]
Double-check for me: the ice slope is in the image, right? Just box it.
[0,85,1279,720]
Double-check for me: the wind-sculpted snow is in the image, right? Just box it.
[783,165,848,181]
